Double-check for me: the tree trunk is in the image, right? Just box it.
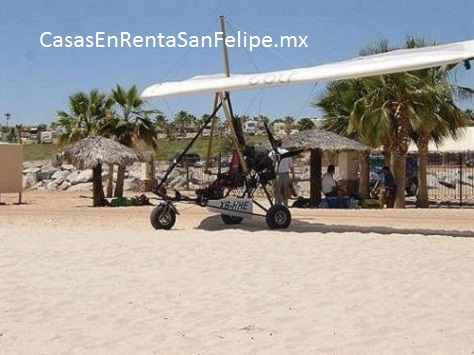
[310,149,322,207]
[382,138,392,167]
[92,164,105,207]
[114,165,126,197]
[384,151,392,168]
[358,152,370,199]
[416,135,430,208]
[106,164,114,198]
[392,153,406,208]
[389,103,410,209]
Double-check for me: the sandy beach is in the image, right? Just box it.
[1,191,474,354]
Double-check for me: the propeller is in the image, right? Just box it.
[263,122,303,162]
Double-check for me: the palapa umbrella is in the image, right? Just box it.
[62,136,142,206]
[282,130,371,206]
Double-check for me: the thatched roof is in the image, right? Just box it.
[62,136,142,170]
[282,130,370,152]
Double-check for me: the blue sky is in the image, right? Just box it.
[1,0,474,126]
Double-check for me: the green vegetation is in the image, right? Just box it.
[22,135,268,162]
[23,144,56,161]
[151,134,268,160]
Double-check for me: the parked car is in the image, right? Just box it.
[369,155,419,197]
[169,153,201,167]
[466,158,474,167]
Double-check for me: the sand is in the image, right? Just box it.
[1,191,474,354]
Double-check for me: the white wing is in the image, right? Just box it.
[141,40,474,99]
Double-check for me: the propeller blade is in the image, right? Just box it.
[280,149,304,159]
[263,122,278,152]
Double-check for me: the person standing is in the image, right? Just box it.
[270,139,295,207]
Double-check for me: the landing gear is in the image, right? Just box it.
[221,214,244,225]
[265,205,291,229]
[150,204,177,230]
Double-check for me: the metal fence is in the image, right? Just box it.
[424,153,474,204]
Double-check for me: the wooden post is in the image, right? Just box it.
[92,164,105,207]
[310,149,322,207]
[459,153,463,206]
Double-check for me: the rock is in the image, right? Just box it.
[51,170,70,185]
[300,170,311,180]
[169,175,185,187]
[188,183,199,190]
[58,181,71,191]
[66,171,79,183]
[39,165,58,180]
[73,170,93,184]
[23,174,38,189]
[123,177,140,191]
[23,167,41,175]
[68,182,93,192]
[32,181,44,190]
[61,164,75,171]
[23,161,38,169]
[46,181,58,190]
[174,181,187,190]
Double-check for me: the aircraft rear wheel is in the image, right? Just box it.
[150,204,176,230]
[221,214,243,225]
[266,205,291,229]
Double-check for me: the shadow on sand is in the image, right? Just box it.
[196,215,473,238]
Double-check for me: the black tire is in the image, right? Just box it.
[221,214,243,225]
[150,204,176,230]
[406,178,418,197]
[266,205,291,229]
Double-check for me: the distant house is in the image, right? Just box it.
[243,120,257,135]
[40,131,53,144]
[311,118,325,129]
[273,122,286,136]
[407,126,474,157]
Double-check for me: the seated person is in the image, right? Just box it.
[371,166,396,208]
[322,165,344,206]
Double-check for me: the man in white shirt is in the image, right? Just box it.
[270,139,295,207]
[322,164,339,198]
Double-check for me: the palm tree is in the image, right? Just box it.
[317,80,376,142]
[56,89,114,204]
[106,84,159,197]
[153,112,168,134]
[316,38,471,208]
[195,113,213,131]
[298,118,315,131]
[405,54,470,206]
[173,110,194,136]
[283,116,295,135]
[56,90,114,145]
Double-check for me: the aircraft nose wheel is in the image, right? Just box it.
[150,204,176,230]
[266,205,291,229]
